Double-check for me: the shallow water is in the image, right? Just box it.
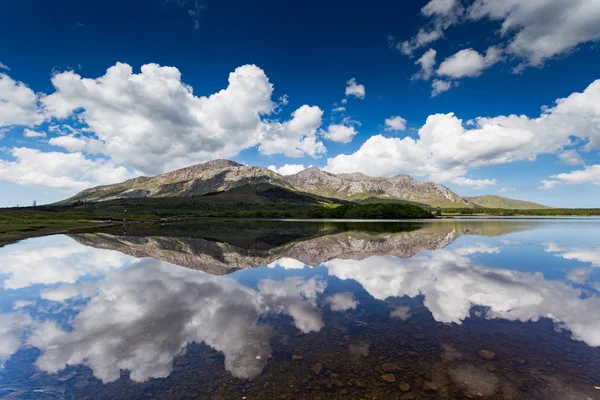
[1,219,600,399]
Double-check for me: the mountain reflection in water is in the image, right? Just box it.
[0,219,599,399]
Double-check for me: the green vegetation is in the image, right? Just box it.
[305,203,434,219]
[0,208,154,247]
[442,207,600,216]
[464,195,551,210]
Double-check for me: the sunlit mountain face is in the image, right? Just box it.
[1,220,600,399]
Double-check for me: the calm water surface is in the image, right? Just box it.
[1,219,600,399]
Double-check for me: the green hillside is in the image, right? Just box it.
[465,195,551,210]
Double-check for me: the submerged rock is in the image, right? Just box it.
[381,373,396,383]
[478,350,496,360]
[311,363,324,375]
[381,363,401,373]
[399,381,411,392]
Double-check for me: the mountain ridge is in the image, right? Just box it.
[57,159,504,208]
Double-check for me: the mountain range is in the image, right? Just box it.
[58,159,548,209]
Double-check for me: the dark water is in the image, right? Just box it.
[1,219,600,399]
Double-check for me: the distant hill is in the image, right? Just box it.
[465,195,551,209]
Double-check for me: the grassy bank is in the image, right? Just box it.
[441,207,600,216]
[0,201,432,247]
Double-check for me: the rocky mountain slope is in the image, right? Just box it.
[465,195,551,210]
[286,167,472,207]
[58,160,292,204]
[58,159,473,207]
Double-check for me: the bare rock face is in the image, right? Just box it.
[285,167,471,206]
[58,159,471,207]
[58,159,292,204]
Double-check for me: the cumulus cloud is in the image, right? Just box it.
[23,128,46,138]
[0,61,10,71]
[325,78,600,183]
[0,73,44,127]
[0,63,329,191]
[540,165,600,189]
[399,0,600,71]
[0,313,32,368]
[48,134,104,154]
[384,116,407,132]
[558,149,585,166]
[452,176,497,189]
[398,0,464,56]
[0,147,134,192]
[38,63,326,174]
[431,79,454,97]
[25,259,326,382]
[544,243,600,267]
[267,164,308,176]
[468,0,600,69]
[413,48,437,80]
[322,123,357,143]
[437,47,502,78]
[325,292,358,312]
[332,106,345,113]
[344,78,365,99]
[258,104,326,157]
[323,246,600,347]
[0,236,132,290]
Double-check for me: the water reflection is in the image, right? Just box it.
[0,220,600,399]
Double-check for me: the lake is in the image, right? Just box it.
[1,219,599,399]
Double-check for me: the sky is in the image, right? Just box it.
[1,0,600,207]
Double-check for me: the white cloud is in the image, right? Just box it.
[39,63,325,175]
[390,305,413,320]
[23,128,46,138]
[400,0,600,71]
[3,236,327,383]
[541,165,600,189]
[325,292,358,312]
[322,123,357,143]
[468,0,600,69]
[0,313,31,368]
[398,0,463,56]
[267,164,308,176]
[437,47,502,78]
[0,235,131,290]
[558,149,584,166]
[323,247,600,347]
[0,73,44,127]
[0,147,134,192]
[498,187,515,194]
[344,78,365,99]
[258,105,326,157]
[31,263,326,382]
[544,243,600,267]
[452,177,497,189]
[384,116,407,132]
[48,134,104,153]
[431,79,454,97]
[325,78,600,183]
[0,62,10,71]
[332,106,345,113]
[413,48,437,80]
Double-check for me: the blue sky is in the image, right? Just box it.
[1,0,600,207]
